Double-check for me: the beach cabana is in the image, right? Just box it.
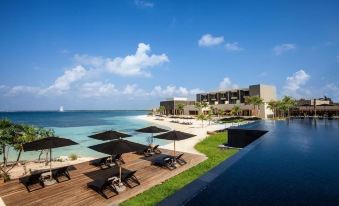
[88,139,146,191]
[154,130,195,156]
[89,130,131,141]
[23,136,78,185]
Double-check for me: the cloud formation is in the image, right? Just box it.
[225,42,243,51]
[283,69,310,97]
[149,85,203,97]
[273,43,296,55]
[218,77,238,91]
[198,34,224,47]
[80,82,118,97]
[74,43,169,77]
[46,65,87,94]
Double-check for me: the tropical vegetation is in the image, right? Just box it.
[0,119,54,181]
[267,96,296,119]
[176,103,185,116]
[245,96,264,117]
[231,105,241,116]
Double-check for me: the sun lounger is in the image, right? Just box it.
[19,172,45,192]
[121,170,140,188]
[90,156,114,168]
[152,156,176,170]
[113,153,125,165]
[152,145,161,154]
[52,166,71,183]
[87,177,119,199]
[173,153,187,165]
[143,147,153,157]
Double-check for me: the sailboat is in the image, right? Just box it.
[59,106,64,112]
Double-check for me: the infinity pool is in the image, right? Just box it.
[161,119,339,206]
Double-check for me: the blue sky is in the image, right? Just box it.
[0,0,339,110]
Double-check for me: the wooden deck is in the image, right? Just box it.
[0,149,206,206]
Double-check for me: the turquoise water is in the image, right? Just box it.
[0,111,170,161]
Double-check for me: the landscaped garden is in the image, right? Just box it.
[121,132,238,206]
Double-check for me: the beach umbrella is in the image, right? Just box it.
[23,136,78,182]
[88,130,131,141]
[88,139,147,185]
[154,130,195,156]
[135,126,169,144]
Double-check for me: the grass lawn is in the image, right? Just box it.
[121,132,238,206]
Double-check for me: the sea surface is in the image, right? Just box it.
[0,111,170,161]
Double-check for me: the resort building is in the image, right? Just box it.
[196,84,277,119]
[292,97,339,117]
[160,84,277,119]
[160,97,196,115]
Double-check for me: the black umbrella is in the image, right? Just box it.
[154,130,195,156]
[88,139,147,184]
[23,136,78,180]
[135,126,168,144]
[88,130,131,141]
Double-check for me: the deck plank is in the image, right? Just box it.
[0,149,206,206]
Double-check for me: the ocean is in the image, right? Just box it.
[0,111,170,161]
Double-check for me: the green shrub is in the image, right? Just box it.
[69,153,78,161]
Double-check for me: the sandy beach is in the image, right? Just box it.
[4,157,95,180]
[137,115,248,155]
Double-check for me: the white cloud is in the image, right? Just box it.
[283,69,311,97]
[123,84,139,95]
[6,86,42,96]
[273,43,296,55]
[74,54,105,67]
[149,85,203,97]
[225,42,243,51]
[46,65,87,94]
[74,43,169,77]
[218,77,238,91]
[80,82,118,97]
[134,0,154,8]
[198,34,224,47]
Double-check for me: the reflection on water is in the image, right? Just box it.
[186,119,339,206]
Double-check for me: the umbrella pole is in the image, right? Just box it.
[49,148,52,180]
[174,140,176,157]
[119,166,122,184]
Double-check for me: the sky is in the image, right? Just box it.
[0,0,339,110]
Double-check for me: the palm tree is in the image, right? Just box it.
[245,96,264,117]
[282,96,296,118]
[13,125,36,163]
[195,102,208,114]
[206,110,213,125]
[197,113,207,128]
[176,103,185,116]
[217,108,224,118]
[0,119,14,168]
[276,100,288,118]
[245,96,255,116]
[267,100,278,119]
[158,106,166,115]
[231,105,241,116]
